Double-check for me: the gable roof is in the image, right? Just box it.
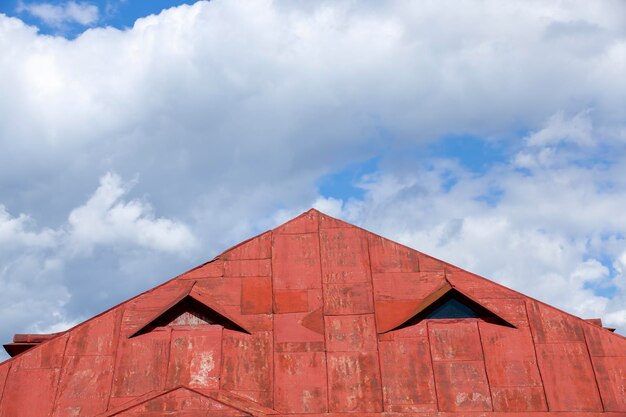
[129,284,251,337]
[0,208,624,416]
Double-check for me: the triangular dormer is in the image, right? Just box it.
[380,282,515,333]
[129,288,251,337]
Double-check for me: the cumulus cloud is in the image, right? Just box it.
[16,1,99,28]
[67,172,197,255]
[1,0,626,355]
[0,172,197,359]
[0,205,58,248]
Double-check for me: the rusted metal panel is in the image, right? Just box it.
[590,355,626,411]
[274,312,325,344]
[0,363,10,403]
[535,342,603,411]
[52,355,115,416]
[0,367,59,417]
[211,389,279,415]
[478,298,529,328]
[111,330,170,398]
[241,276,272,314]
[378,337,437,412]
[219,304,273,333]
[490,386,548,412]
[372,271,446,301]
[118,393,248,415]
[428,321,492,412]
[222,231,272,261]
[323,282,374,315]
[479,323,544,388]
[446,269,522,299]
[228,390,273,411]
[324,314,377,352]
[480,323,547,412]
[66,308,122,356]
[301,307,325,335]
[180,259,224,279]
[378,319,429,339]
[220,330,272,404]
[327,351,382,412]
[374,299,423,334]
[275,341,325,352]
[432,361,493,411]
[527,300,585,343]
[166,328,223,389]
[429,321,484,361]
[109,389,251,416]
[272,233,322,290]
[368,235,420,273]
[418,253,449,272]
[274,209,319,234]
[584,323,626,357]
[273,289,309,313]
[13,332,68,370]
[194,277,243,306]
[274,351,328,413]
[319,212,351,229]
[224,259,272,277]
[319,227,370,284]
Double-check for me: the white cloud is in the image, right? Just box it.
[526,110,594,148]
[67,172,197,255]
[16,1,99,28]
[0,205,57,248]
[0,172,197,358]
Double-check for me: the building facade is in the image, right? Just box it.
[0,209,624,416]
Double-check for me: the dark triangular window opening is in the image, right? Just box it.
[130,295,250,338]
[154,297,221,327]
[424,292,486,319]
[395,289,514,330]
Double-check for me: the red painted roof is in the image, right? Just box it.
[0,209,624,416]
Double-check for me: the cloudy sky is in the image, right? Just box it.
[0,0,625,358]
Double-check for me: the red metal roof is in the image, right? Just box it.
[0,209,624,416]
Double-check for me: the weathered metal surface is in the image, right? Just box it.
[241,276,273,315]
[479,322,547,412]
[379,337,437,412]
[428,321,493,412]
[327,351,382,412]
[0,209,625,416]
[368,234,420,273]
[535,342,603,411]
[65,309,121,356]
[0,366,59,417]
[52,355,115,416]
[111,330,170,398]
[274,351,328,413]
[166,328,223,389]
[432,361,492,412]
[102,387,257,416]
[220,330,273,406]
[589,355,626,412]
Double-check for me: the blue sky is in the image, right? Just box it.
[1,0,196,37]
[1,0,626,357]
